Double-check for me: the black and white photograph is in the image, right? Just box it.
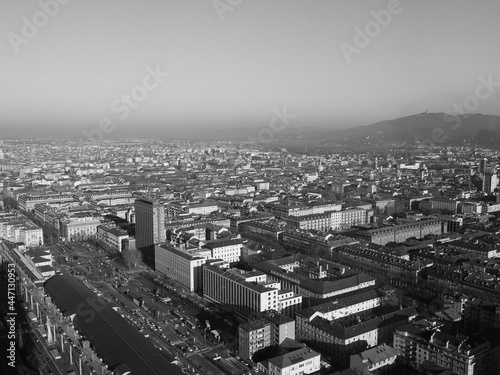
[1,1,500,374]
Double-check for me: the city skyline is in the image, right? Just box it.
[3,137,500,374]
[1,0,500,139]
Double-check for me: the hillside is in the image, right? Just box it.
[332,112,500,148]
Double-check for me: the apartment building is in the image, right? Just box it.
[229,213,275,230]
[224,186,256,196]
[166,201,219,217]
[349,219,443,245]
[444,239,498,259]
[266,314,296,346]
[459,201,482,214]
[17,193,76,212]
[350,344,399,375]
[20,225,44,247]
[297,289,385,324]
[240,220,286,241]
[255,181,270,191]
[296,307,417,364]
[462,298,500,335]
[394,324,500,375]
[238,319,272,360]
[185,202,219,216]
[272,201,342,218]
[203,266,302,319]
[0,215,43,246]
[60,213,102,242]
[201,238,243,264]
[77,188,134,204]
[282,213,332,232]
[96,224,129,252]
[429,198,460,214]
[427,268,500,303]
[155,243,207,292]
[331,209,370,230]
[257,347,321,375]
[165,218,231,232]
[238,314,296,361]
[337,245,433,287]
[254,256,376,301]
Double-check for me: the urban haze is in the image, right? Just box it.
[1,1,500,375]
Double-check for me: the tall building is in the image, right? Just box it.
[238,319,272,360]
[134,198,165,268]
[483,173,499,194]
[238,315,296,361]
[480,158,488,174]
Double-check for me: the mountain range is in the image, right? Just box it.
[195,112,500,150]
[331,112,500,148]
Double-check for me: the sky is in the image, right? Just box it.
[1,0,500,139]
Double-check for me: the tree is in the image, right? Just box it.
[122,248,142,269]
[2,195,18,210]
[311,244,330,259]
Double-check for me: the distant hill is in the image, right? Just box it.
[331,112,500,148]
[182,112,500,149]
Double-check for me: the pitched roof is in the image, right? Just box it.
[267,347,319,369]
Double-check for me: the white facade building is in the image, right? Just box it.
[258,347,321,375]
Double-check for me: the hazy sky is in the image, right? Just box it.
[1,0,500,139]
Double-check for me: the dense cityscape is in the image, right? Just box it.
[3,0,500,373]
[2,134,500,375]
